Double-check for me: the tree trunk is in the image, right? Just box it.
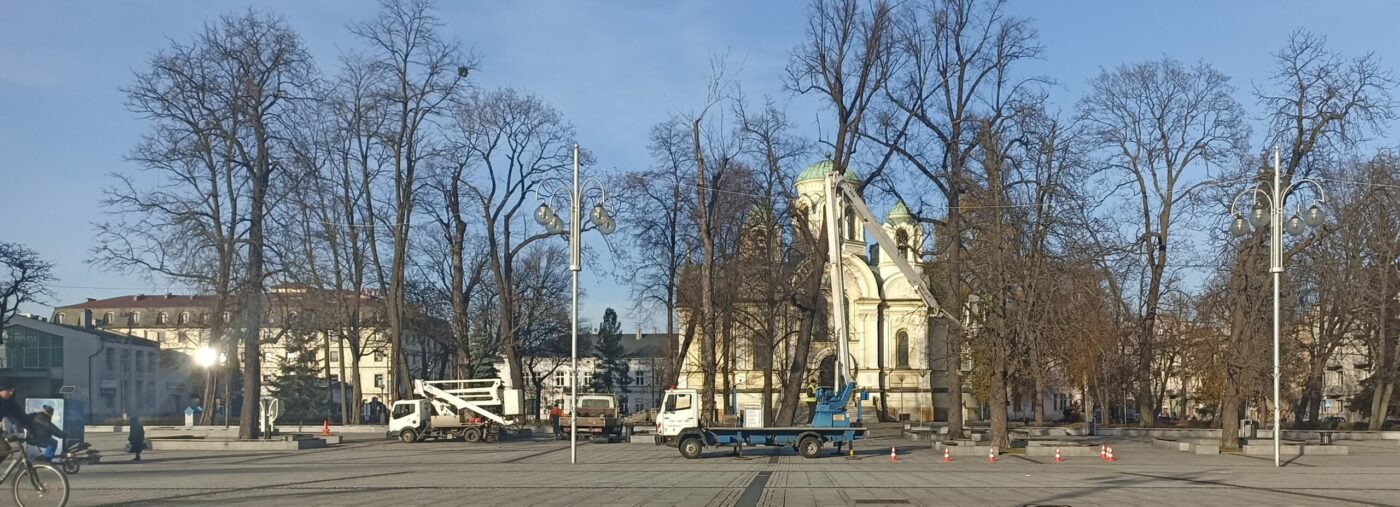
[945,189,965,437]
[989,366,1009,449]
[776,268,824,426]
[693,119,718,425]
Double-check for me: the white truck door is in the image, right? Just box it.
[658,391,696,437]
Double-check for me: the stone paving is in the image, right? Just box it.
[56,428,1400,506]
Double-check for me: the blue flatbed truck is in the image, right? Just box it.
[654,382,867,459]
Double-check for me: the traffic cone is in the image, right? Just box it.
[943,447,952,463]
[1105,446,1116,462]
[320,419,331,436]
[1054,448,1063,463]
[987,446,996,463]
[889,446,897,462]
[1099,445,1106,461]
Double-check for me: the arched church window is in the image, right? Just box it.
[895,330,910,368]
[844,206,857,241]
[895,229,910,259]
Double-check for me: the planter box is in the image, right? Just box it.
[150,437,328,451]
[1241,444,1348,455]
[1025,445,1101,457]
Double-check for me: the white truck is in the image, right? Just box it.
[558,394,623,443]
[390,379,522,443]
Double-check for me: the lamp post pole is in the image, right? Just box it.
[534,144,617,465]
[569,144,581,466]
[1270,146,1283,468]
[1229,145,1327,468]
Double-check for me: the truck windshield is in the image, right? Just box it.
[579,399,612,409]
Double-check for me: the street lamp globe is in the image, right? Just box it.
[589,205,616,235]
[1285,215,1306,236]
[1230,217,1251,237]
[534,203,554,226]
[1248,206,1270,229]
[1303,205,1325,227]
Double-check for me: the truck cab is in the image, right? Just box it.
[654,389,699,445]
[389,399,430,442]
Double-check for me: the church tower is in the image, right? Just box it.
[880,200,924,267]
[794,159,866,258]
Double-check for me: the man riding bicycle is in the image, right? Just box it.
[0,382,37,456]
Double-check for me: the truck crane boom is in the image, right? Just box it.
[825,172,962,385]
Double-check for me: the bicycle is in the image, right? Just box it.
[0,435,69,507]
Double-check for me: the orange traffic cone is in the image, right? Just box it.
[1105,446,1116,462]
[1054,448,1063,463]
[987,446,996,463]
[889,446,897,462]
[321,419,331,436]
[1099,445,1106,461]
[943,447,952,463]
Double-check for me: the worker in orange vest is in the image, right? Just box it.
[549,403,564,440]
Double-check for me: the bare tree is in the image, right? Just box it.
[453,88,575,391]
[0,243,56,336]
[617,118,697,403]
[780,0,896,426]
[872,0,1041,437]
[1079,57,1248,427]
[350,0,473,398]
[104,10,315,438]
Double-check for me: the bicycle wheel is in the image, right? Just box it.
[13,463,69,507]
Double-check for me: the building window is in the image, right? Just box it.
[222,312,231,323]
[554,371,566,387]
[156,312,168,325]
[178,312,190,325]
[329,349,340,363]
[895,330,910,369]
[635,402,644,413]
[634,371,646,387]
[131,312,141,325]
[148,352,157,373]
[106,349,115,369]
[120,349,130,371]
[373,350,383,362]
[135,351,144,373]
[582,372,594,388]
[54,313,65,325]
[103,313,115,325]
[201,313,210,324]
[374,374,384,388]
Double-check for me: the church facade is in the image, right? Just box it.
[676,160,967,423]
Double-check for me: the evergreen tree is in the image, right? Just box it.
[591,308,631,395]
[268,334,329,424]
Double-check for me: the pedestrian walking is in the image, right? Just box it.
[128,416,146,462]
[549,403,563,440]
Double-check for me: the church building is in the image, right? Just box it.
[676,160,968,423]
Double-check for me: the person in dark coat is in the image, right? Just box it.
[30,406,65,461]
[0,382,35,458]
[128,417,145,462]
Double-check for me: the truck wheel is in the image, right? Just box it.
[464,427,483,443]
[399,428,419,443]
[679,437,703,459]
[798,436,822,459]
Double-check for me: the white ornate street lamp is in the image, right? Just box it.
[1228,145,1327,468]
[534,144,615,464]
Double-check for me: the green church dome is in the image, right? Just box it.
[796,159,860,183]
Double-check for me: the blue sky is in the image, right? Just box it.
[3,1,1397,331]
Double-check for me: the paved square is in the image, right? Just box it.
[62,428,1400,506]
